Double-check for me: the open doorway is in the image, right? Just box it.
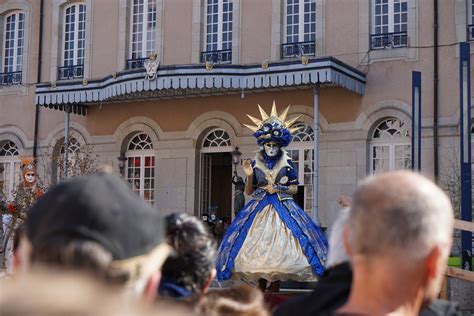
[200,152,233,220]
[199,128,234,223]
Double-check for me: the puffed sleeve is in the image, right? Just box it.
[287,160,299,185]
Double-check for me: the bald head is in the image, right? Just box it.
[348,171,454,259]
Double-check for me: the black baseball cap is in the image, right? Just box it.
[26,173,165,261]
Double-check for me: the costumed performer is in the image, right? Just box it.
[3,158,46,273]
[216,102,328,289]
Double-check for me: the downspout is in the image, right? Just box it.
[33,0,44,159]
[433,0,439,182]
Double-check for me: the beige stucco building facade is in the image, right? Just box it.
[1,0,473,227]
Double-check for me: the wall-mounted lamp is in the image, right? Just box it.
[231,146,242,166]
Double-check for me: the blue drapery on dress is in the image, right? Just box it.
[216,151,328,282]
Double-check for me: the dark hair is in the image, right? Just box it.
[161,213,217,294]
[30,239,130,284]
[196,285,269,316]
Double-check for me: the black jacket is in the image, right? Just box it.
[274,263,461,316]
[273,262,352,316]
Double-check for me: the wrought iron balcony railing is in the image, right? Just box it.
[0,71,22,86]
[281,41,315,59]
[370,31,408,50]
[468,24,474,41]
[200,49,232,64]
[58,64,84,80]
[126,57,149,70]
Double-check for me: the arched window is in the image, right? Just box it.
[292,122,315,142]
[370,118,411,173]
[202,129,231,149]
[126,133,155,205]
[287,122,314,216]
[59,3,86,79]
[59,137,81,155]
[0,141,20,200]
[57,137,82,180]
[2,11,25,85]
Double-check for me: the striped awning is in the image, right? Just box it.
[35,57,366,116]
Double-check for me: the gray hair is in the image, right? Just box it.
[348,171,454,259]
[325,207,350,268]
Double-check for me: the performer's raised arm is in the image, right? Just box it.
[242,159,254,196]
[216,102,328,288]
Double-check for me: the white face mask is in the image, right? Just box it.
[24,172,36,184]
[264,142,280,157]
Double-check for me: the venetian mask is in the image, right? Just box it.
[264,142,280,157]
[24,171,36,184]
[21,162,37,186]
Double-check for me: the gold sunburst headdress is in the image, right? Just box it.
[244,101,301,147]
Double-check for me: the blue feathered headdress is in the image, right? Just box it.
[244,101,301,148]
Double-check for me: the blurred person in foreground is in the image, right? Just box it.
[196,284,270,316]
[275,193,460,316]
[336,171,454,316]
[16,173,172,304]
[274,206,352,316]
[0,271,179,315]
[159,212,217,299]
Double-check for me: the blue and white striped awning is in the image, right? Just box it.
[35,57,366,115]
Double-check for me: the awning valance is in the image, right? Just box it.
[35,57,366,115]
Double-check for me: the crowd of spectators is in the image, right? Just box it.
[0,170,460,315]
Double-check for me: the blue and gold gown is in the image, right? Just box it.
[216,150,328,282]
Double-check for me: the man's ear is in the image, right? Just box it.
[424,246,442,280]
[343,224,353,258]
[202,268,217,295]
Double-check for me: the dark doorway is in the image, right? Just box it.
[200,152,233,220]
[293,185,305,209]
[210,152,232,219]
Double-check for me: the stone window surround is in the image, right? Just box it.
[358,0,418,64]
[191,0,241,64]
[0,140,20,201]
[126,134,156,204]
[455,0,474,54]
[368,117,411,173]
[270,0,325,60]
[48,126,88,185]
[201,128,232,151]
[117,0,164,71]
[0,1,31,96]
[50,0,93,81]
[0,131,25,200]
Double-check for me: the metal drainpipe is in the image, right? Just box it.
[33,0,44,159]
[433,0,439,182]
[63,107,70,180]
[313,85,320,226]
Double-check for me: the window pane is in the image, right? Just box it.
[3,12,25,72]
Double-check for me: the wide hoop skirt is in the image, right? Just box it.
[216,193,328,282]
